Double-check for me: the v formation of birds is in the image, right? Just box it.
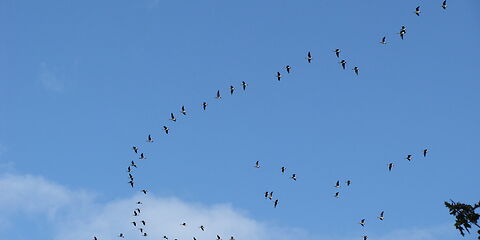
[93,2,447,240]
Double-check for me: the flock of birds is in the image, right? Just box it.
[92,1,449,240]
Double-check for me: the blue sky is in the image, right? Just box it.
[1,0,480,239]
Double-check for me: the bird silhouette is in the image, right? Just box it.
[203,102,208,110]
[291,174,297,181]
[415,6,421,16]
[334,192,340,198]
[334,49,341,58]
[442,0,447,9]
[254,161,260,168]
[132,146,138,153]
[378,211,385,220]
[170,113,176,122]
[146,135,153,143]
[281,167,286,173]
[241,81,247,90]
[359,219,366,226]
[230,86,235,95]
[406,154,412,161]
[286,65,291,73]
[353,67,359,75]
[181,106,187,115]
[380,36,387,44]
[334,180,341,188]
[339,60,347,69]
[307,51,312,63]
[277,72,282,81]
[388,163,394,171]
[399,26,407,39]
[163,126,169,134]
[423,149,429,157]
[346,180,352,186]
[216,90,222,99]
[274,199,279,208]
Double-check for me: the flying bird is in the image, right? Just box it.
[137,201,143,204]
[93,237,98,240]
[230,237,235,240]
[307,51,312,63]
[146,135,153,143]
[163,126,169,134]
[128,173,134,180]
[291,174,297,181]
[118,233,124,238]
[388,163,394,171]
[133,210,139,216]
[346,180,352,186]
[281,167,286,173]
[143,233,148,237]
[230,85,235,95]
[339,60,347,69]
[334,49,341,58]
[353,67,359,75]
[359,219,366,226]
[415,6,421,16]
[139,153,145,159]
[127,166,132,173]
[217,235,222,240]
[170,113,176,122]
[442,0,447,9]
[264,191,268,199]
[132,146,138,154]
[277,72,282,81]
[378,211,385,220]
[334,192,340,198]
[199,225,205,231]
[254,161,260,168]
[132,221,137,227]
[399,26,406,40]
[141,220,146,225]
[423,149,429,157]
[131,161,137,168]
[380,36,387,44]
[274,199,279,208]
[141,189,147,194]
[216,90,222,99]
[269,191,274,200]
[286,65,291,73]
[406,154,412,161]
[334,180,341,188]
[128,180,134,188]
[181,106,187,115]
[363,236,368,240]
[242,81,247,90]
[203,102,208,110]
[181,222,186,226]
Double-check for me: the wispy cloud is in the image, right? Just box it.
[38,62,65,92]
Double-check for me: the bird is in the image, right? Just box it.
[291,174,297,181]
[139,153,145,159]
[118,233,124,238]
[281,167,286,173]
[230,85,235,95]
[135,208,141,213]
[203,102,208,110]
[442,0,447,9]
[181,105,187,115]
[307,51,312,63]
[133,211,139,216]
[128,180,134,188]
[399,26,406,40]
[217,235,222,240]
[132,221,137,227]
[359,219,366,226]
[241,81,247,90]
[388,163,394,171]
[378,211,385,220]
[170,113,176,122]
[334,49,341,58]
[141,189,147,194]
[423,149,429,157]
[268,191,273,200]
[128,173,134,180]
[181,222,186,226]
[163,236,169,240]
[230,237,235,240]
[146,134,153,143]
[334,180,340,188]
[132,146,138,153]
[139,228,144,233]
[137,201,143,204]
[131,161,137,168]
[141,220,146,225]
[264,191,269,199]
[380,36,387,44]
[215,90,222,99]
[194,238,197,240]
[163,126,169,134]
[93,237,98,240]
[406,154,413,161]
[334,192,340,198]
[254,161,260,168]
[143,233,148,237]
[277,72,282,81]
[274,199,279,208]
[415,6,421,16]
[363,236,368,240]
[346,180,352,186]
[127,166,132,173]
[199,225,205,231]
[339,60,347,69]
[353,67,359,75]
[286,65,291,73]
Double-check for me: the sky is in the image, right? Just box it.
[1,0,480,239]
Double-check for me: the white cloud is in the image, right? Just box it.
[0,173,311,240]
[0,173,462,240]
[39,62,65,92]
